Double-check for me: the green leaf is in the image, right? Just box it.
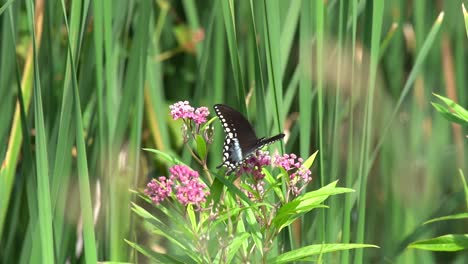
[200,116,217,131]
[263,169,284,202]
[463,3,468,40]
[209,202,272,230]
[269,243,379,263]
[221,0,246,109]
[273,181,354,232]
[212,171,254,206]
[98,261,132,264]
[207,177,224,206]
[244,203,263,256]
[130,203,201,261]
[408,234,468,252]
[0,0,15,16]
[186,204,197,231]
[28,0,55,262]
[125,239,186,264]
[432,93,468,125]
[226,233,250,263]
[424,213,468,225]
[302,150,319,170]
[460,170,468,209]
[431,102,467,124]
[143,148,188,166]
[134,200,192,237]
[195,135,207,160]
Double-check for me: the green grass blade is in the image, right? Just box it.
[354,1,384,263]
[279,0,301,76]
[270,243,378,263]
[313,0,326,246]
[459,169,468,209]
[368,12,445,172]
[0,2,36,239]
[27,0,55,261]
[299,0,312,161]
[221,0,246,111]
[408,234,468,252]
[60,0,98,262]
[423,213,468,225]
[463,3,468,38]
[263,0,284,143]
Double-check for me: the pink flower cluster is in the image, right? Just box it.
[273,153,312,195]
[171,165,209,206]
[237,151,271,200]
[145,165,209,207]
[169,101,209,125]
[236,151,312,198]
[145,176,173,204]
[237,151,271,180]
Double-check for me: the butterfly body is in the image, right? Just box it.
[214,104,285,174]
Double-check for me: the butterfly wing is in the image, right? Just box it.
[214,104,285,174]
[214,104,259,172]
[259,133,285,147]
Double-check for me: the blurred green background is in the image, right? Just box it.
[0,0,467,263]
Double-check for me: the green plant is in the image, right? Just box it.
[408,170,468,252]
[407,94,468,252]
[431,93,468,126]
[127,101,377,263]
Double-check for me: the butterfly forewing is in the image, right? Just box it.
[214,104,258,153]
[214,104,284,174]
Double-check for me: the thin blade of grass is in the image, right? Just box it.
[60,0,98,262]
[0,0,39,239]
[221,0,247,112]
[354,0,384,263]
[27,0,55,261]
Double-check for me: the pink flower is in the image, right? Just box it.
[237,151,271,180]
[145,176,173,205]
[273,153,312,195]
[145,165,209,207]
[237,151,271,201]
[243,181,266,201]
[193,106,209,124]
[169,101,210,125]
[170,165,209,206]
[170,101,195,120]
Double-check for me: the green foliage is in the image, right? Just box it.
[0,0,467,263]
[269,243,379,264]
[432,93,468,125]
[272,181,353,232]
[408,235,468,252]
[408,170,468,252]
[131,144,366,263]
[409,92,468,253]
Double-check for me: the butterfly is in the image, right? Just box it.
[214,104,285,175]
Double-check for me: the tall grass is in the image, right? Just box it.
[0,0,467,263]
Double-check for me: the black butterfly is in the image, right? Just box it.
[214,104,285,175]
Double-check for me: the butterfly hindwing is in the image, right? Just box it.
[214,104,285,174]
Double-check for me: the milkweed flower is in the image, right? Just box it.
[237,150,271,180]
[193,106,209,124]
[237,151,271,200]
[170,101,195,120]
[169,101,210,125]
[171,165,209,206]
[273,153,312,195]
[145,165,209,207]
[145,176,173,205]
